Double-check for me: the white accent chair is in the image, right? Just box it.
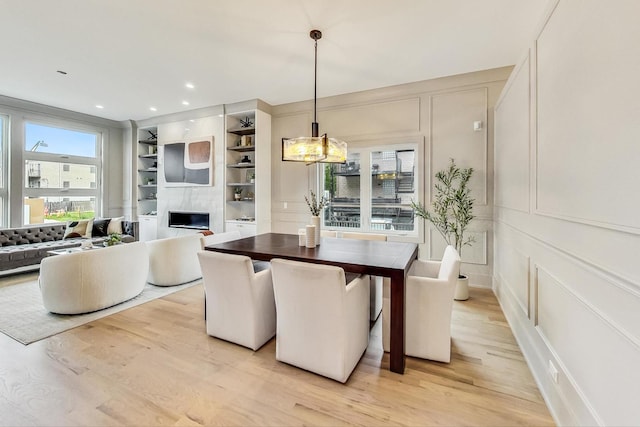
[341,231,386,321]
[39,241,149,314]
[146,234,203,286]
[382,245,461,362]
[270,258,370,383]
[197,251,276,351]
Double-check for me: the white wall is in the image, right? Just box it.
[494,1,640,425]
[271,68,511,286]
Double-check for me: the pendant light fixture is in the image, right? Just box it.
[282,30,347,164]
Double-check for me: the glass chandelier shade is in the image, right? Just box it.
[281,29,347,164]
[282,134,347,163]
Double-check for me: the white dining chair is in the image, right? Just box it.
[320,230,337,238]
[341,231,387,321]
[382,245,461,362]
[197,250,276,351]
[270,258,370,383]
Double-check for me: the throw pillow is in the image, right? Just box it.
[107,216,124,235]
[63,219,94,239]
[92,218,111,237]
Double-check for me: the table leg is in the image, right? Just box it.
[389,270,406,374]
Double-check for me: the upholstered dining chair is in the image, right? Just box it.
[197,251,276,351]
[341,231,387,321]
[382,245,461,362]
[200,230,269,272]
[270,258,370,383]
[320,230,337,238]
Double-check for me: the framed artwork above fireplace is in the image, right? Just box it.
[163,136,214,186]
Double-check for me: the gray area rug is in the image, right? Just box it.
[0,278,201,345]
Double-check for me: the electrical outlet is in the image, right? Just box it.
[283,202,288,209]
[548,360,559,383]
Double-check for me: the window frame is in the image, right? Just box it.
[320,137,423,240]
[22,120,102,225]
[0,114,8,227]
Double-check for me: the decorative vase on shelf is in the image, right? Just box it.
[310,216,321,244]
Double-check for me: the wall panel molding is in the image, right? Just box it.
[429,88,489,206]
[496,216,640,295]
[428,228,487,265]
[494,50,531,213]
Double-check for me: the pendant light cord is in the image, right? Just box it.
[313,37,318,127]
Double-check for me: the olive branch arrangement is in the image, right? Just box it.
[411,158,475,256]
[304,190,329,216]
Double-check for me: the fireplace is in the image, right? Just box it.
[168,211,210,230]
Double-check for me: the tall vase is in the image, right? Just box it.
[310,215,321,244]
[454,275,469,301]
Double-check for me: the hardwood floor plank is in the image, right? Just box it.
[0,273,554,426]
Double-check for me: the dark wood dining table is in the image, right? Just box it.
[204,232,418,374]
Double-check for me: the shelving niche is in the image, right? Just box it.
[136,126,158,241]
[224,109,271,237]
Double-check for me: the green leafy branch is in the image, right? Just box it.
[411,158,475,255]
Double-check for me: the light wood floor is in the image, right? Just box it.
[0,273,554,426]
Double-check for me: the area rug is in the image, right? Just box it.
[0,278,202,345]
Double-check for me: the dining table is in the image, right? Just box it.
[204,232,418,374]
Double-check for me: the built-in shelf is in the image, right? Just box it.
[227,127,255,136]
[227,163,256,169]
[226,145,255,152]
[137,127,158,218]
[224,109,270,238]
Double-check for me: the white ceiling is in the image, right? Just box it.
[0,0,549,122]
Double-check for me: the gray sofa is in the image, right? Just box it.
[0,221,138,274]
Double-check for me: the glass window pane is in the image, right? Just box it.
[24,196,95,225]
[371,149,416,231]
[324,153,361,228]
[25,122,97,158]
[0,115,4,189]
[25,160,97,189]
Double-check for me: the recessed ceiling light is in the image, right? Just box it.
[218,114,224,117]
[96,105,104,109]
[56,70,67,75]
[189,119,195,123]
[149,107,157,112]
[182,101,190,106]
[185,128,190,131]
[185,82,195,89]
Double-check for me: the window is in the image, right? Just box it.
[370,149,416,231]
[323,141,419,237]
[324,153,361,228]
[23,122,101,225]
[0,114,7,227]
